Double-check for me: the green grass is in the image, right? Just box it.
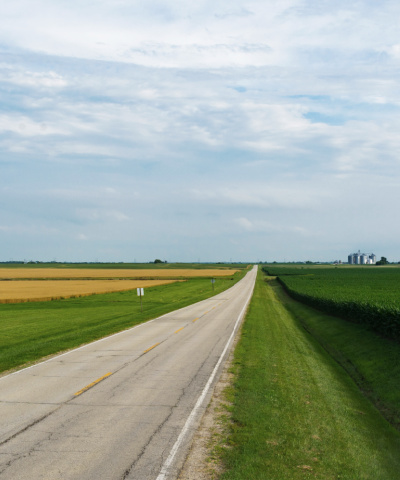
[218,270,400,479]
[273,279,400,428]
[0,271,245,374]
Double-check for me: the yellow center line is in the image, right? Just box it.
[74,372,112,396]
[192,317,199,323]
[175,327,185,334]
[144,342,160,354]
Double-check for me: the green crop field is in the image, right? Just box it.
[263,265,400,340]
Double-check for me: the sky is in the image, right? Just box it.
[1,0,400,263]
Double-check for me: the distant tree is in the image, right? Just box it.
[376,256,389,265]
[154,259,163,264]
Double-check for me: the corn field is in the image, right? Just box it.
[263,266,400,341]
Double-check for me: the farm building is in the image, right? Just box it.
[348,251,376,265]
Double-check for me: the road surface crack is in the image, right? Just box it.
[120,338,223,479]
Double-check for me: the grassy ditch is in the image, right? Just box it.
[273,278,400,429]
[0,271,245,374]
[217,271,400,480]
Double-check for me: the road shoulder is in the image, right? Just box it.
[178,334,238,479]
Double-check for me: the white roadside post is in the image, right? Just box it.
[211,278,215,291]
[137,287,144,312]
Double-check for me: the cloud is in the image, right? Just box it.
[234,217,309,236]
[189,184,326,210]
[0,114,65,137]
[1,1,400,261]
[76,208,130,223]
[0,66,67,88]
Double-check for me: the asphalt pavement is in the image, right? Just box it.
[0,266,256,480]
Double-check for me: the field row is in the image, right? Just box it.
[0,268,238,279]
[0,280,179,303]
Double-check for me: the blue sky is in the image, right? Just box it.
[1,0,400,262]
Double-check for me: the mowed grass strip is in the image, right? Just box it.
[218,271,400,480]
[272,278,400,428]
[0,268,239,279]
[0,272,244,374]
[0,279,178,303]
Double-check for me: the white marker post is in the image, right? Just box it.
[211,278,215,291]
[137,287,144,312]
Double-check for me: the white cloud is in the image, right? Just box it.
[234,217,309,236]
[76,209,130,223]
[1,0,400,261]
[0,67,67,88]
[1,0,397,69]
[0,114,65,137]
[190,182,333,211]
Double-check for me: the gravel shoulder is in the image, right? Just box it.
[178,336,238,480]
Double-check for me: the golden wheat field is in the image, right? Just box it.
[0,268,238,280]
[0,279,179,303]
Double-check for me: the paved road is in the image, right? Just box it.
[0,266,256,479]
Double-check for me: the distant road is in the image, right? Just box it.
[0,266,256,480]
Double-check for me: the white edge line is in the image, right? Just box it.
[156,268,256,480]
[0,269,254,382]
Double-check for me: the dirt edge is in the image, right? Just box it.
[178,331,240,480]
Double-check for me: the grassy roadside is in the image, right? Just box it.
[272,278,400,428]
[0,271,245,374]
[217,270,400,479]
